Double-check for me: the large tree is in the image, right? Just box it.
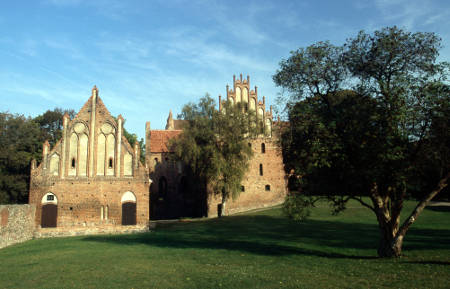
[171,95,257,216]
[34,108,75,147]
[274,27,449,257]
[0,113,42,203]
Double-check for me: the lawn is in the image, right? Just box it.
[0,200,449,288]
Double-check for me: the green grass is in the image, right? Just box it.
[1,201,449,289]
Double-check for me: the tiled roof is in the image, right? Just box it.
[150,130,182,153]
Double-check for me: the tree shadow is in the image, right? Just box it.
[407,261,450,266]
[83,214,450,260]
[425,205,450,212]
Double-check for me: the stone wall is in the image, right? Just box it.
[0,204,36,249]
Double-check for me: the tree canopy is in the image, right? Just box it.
[274,26,449,257]
[171,95,258,216]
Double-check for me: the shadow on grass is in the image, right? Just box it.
[83,214,450,260]
[407,261,450,266]
[425,206,450,212]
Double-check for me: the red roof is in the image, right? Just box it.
[150,130,182,153]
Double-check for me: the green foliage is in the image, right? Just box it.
[171,94,257,204]
[0,112,42,203]
[34,108,75,147]
[282,192,311,221]
[274,26,448,201]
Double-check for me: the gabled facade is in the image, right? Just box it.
[29,87,150,236]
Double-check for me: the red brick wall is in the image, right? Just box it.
[208,137,286,217]
[29,178,149,228]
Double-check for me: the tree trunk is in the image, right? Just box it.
[218,192,228,218]
[373,173,449,257]
[376,221,402,257]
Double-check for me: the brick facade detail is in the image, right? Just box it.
[29,87,150,234]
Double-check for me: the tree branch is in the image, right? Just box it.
[396,172,450,239]
[351,196,375,213]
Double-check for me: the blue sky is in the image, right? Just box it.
[1,0,449,139]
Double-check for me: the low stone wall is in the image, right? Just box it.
[0,204,36,249]
[34,224,150,238]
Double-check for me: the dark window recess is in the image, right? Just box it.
[165,157,169,162]
[47,195,54,201]
[261,143,266,153]
[248,143,252,148]
[265,185,271,191]
[71,158,76,168]
[108,158,113,168]
[154,157,159,164]
[241,186,245,192]
[259,164,263,176]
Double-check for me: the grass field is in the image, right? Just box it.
[0,200,449,288]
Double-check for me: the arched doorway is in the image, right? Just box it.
[121,191,136,225]
[41,193,58,228]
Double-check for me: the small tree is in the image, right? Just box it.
[274,27,449,257]
[171,95,257,216]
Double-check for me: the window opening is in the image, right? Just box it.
[47,195,54,201]
[259,164,263,176]
[71,158,76,168]
[108,157,113,169]
[265,185,271,191]
[261,143,266,154]
[241,186,245,192]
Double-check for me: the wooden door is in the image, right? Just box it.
[122,202,136,225]
[41,204,57,228]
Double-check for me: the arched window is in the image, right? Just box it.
[71,158,76,168]
[261,143,266,154]
[108,157,113,169]
[259,164,263,176]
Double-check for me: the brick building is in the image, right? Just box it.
[146,75,287,219]
[29,86,150,234]
[29,75,287,232]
